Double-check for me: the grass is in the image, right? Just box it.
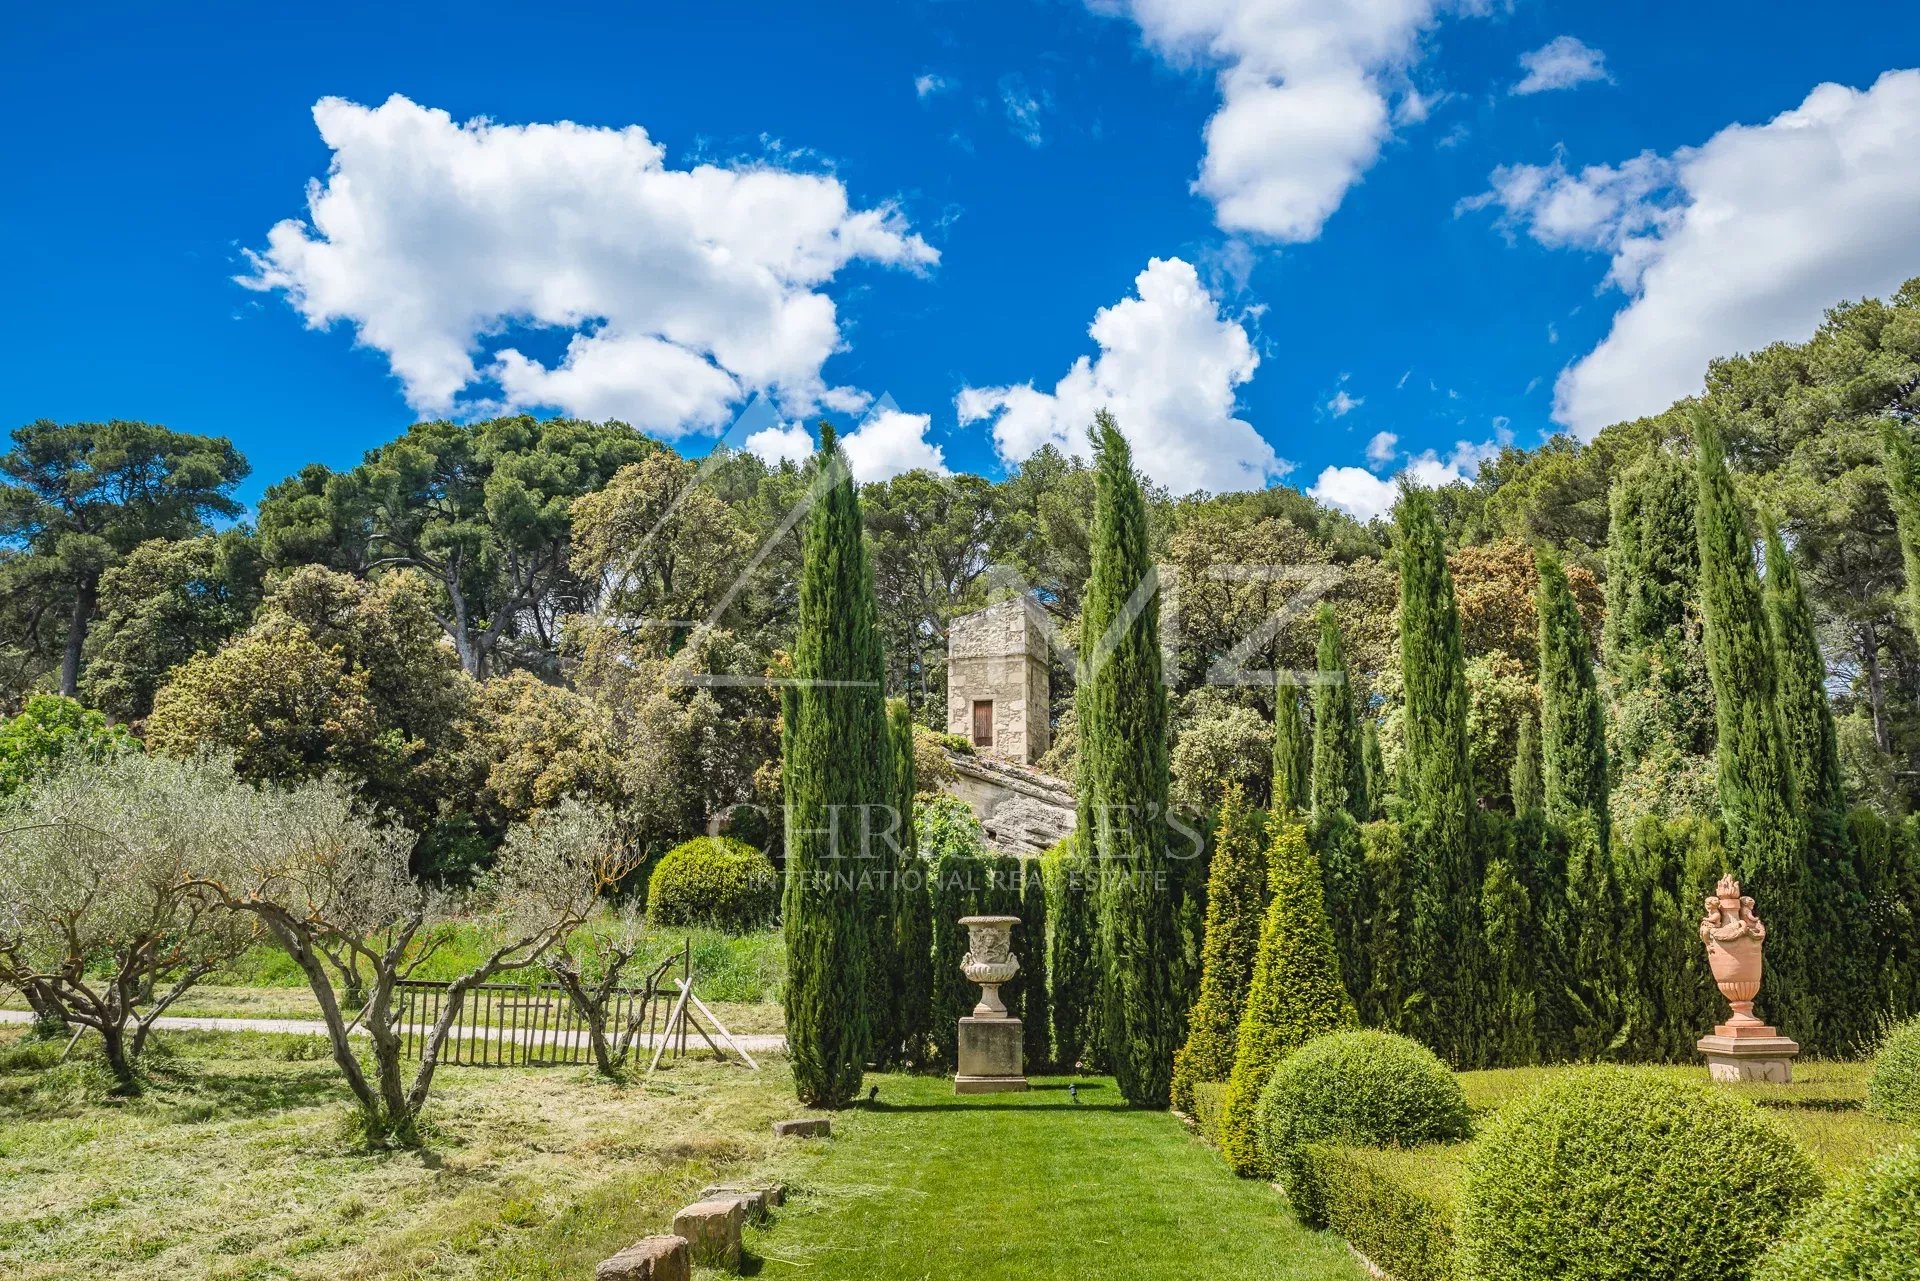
[0,1025,805,1280]
[745,1073,1366,1281]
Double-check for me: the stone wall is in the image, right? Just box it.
[944,751,1075,855]
[946,597,1052,765]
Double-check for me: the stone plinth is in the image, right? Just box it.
[956,1015,1028,1093]
[596,1235,690,1281]
[671,1198,745,1271]
[1698,1023,1800,1084]
[772,1117,830,1138]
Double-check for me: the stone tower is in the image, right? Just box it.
[946,597,1052,765]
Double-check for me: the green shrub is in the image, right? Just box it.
[1458,1068,1821,1281]
[1298,1143,1464,1281]
[1869,1015,1920,1125]
[1756,1144,1920,1281]
[1256,1030,1469,1222]
[646,836,778,932]
[1191,1081,1229,1142]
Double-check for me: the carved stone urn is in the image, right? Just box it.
[959,915,1021,1018]
[1696,875,1799,1083]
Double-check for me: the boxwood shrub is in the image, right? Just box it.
[1756,1144,1920,1280]
[1458,1068,1821,1281]
[1255,1029,1470,1223]
[1868,1015,1920,1125]
[646,836,778,931]
[1297,1143,1464,1281]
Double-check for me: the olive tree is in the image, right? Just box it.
[190,789,640,1145]
[0,751,257,1086]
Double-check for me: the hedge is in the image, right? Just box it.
[646,836,778,931]
[1297,1143,1464,1281]
[1756,1144,1920,1280]
[1869,1014,1920,1125]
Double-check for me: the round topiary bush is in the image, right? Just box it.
[1458,1068,1822,1281]
[1868,1015,1920,1125]
[646,836,778,931]
[1255,1029,1470,1222]
[1755,1145,1920,1280]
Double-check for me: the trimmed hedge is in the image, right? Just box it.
[1756,1144,1920,1280]
[1297,1143,1464,1281]
[1458,1068,1821,1281]
[1256,1030,1470,1223]
[646,836,778,931]
[1869,1015,1920,1125]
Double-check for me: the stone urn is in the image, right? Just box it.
[959,915,1021,1019]
[1700,874,1766,1028]
[1696,875,1798,1082]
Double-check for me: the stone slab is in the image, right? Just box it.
[1698,1033,1800,1084]
[957,1015,1026,1092]
[772,1117,830,1138]
[670,1198,745,1271]
[698,1186,769,1223]
[596,1235,690,1281]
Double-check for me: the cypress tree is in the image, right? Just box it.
[1077,413,1181,1108]
[1537,547,1610,842]
[1171,787,1268,1114]
[1884,421,1920,643]
[1394,485,1478,1058]
[1763,519,1862,1053]
[1219,817,1357,1176]
[863,699,908,1068]
[1042,838,1100,1069]
[1691,405,1811,1037]
[1361,719,1386,819]
[888,698,934,1067]
[782,426,886,1107]
[1309,603,1367,824]
[1480,857,1538,1066]
[1511,710,1544,820]
[1019,858,1051,1070]
[1272,674,1310,817]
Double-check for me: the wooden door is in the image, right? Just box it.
[971,700,994,748]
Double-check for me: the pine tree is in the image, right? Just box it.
[1537,547,1610,841]
[1763,519,1862,1053]
[1171,787,1268,1114]
[1309,604,1367,824]
[1884,421,1920,643]
[1272,674,1310,817]
[1691,405,1811,1038]
[1077,413,1182,1107]
[888,698,934,1067]
[1510,710,1544,820]
[1219,817,1357,1176]
[782,426,886,1107]
[1394,485,1479,1059]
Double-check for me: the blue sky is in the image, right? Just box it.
[5,1,1919,517]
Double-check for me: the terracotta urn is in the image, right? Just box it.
[959,915,1021,1019]
[1699,875,1766,1028]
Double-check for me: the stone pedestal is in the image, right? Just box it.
[1698,1023,1800,1084]
[955,1015,1028,1093]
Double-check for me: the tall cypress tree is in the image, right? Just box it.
[1763,519,1861,1052]
[782,427,886,1107]
[1309,603,1367,824]
[888,698,934,1067]
[1537,547,1610,842]
[1171,787,1268,1114]
[1043,837,1099,1069]
[1883,421,1920,643]
[1510,710,1544,820]
[1272,674,1310,817]
[1361,719,1386,819]
[1691,405,1810,1037]
[1394,485,1478,1059]
[1077,413,1181,1107]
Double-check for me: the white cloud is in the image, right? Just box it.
[1000,75,1048,147]
[1512,36,1611,95]
[1309,435,1502,520]
[241,94,937,437]
[1096,0,1443,241]
[1466,68,1920,438]
[915,73,952,99]
[1365,430,1398,467]
[743,422,814,466]
[1329,390,1363,417]
[841,408,949,482]
[957,256,1285,493]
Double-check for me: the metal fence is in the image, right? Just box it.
[392,947,685,1067]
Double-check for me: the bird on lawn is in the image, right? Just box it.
[867,1084,879,1106]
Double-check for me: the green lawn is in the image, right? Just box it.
[748,1074,1365,1281]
